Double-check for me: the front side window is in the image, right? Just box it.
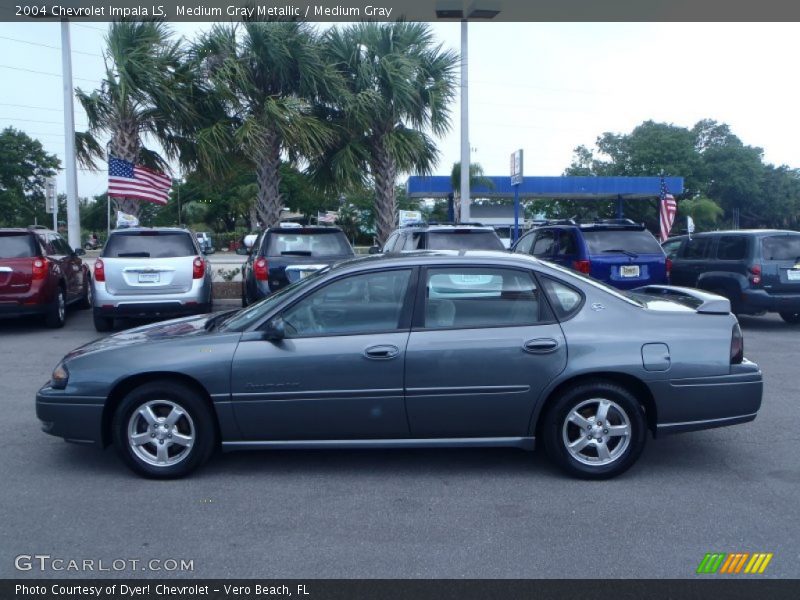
[282,269,412,337]
[514,233,535,254]
[532,231,555,258]
[682,237,713,260]
[423,267,544,329]
[661,238,683,259]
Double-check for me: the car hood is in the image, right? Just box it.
[66,312,235,359]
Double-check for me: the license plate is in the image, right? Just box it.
[788,270,800,281]
[620,265,640,278]
[138,273,160,283]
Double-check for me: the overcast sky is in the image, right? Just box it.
[1,21,798,201]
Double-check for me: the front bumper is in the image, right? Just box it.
[650,360,763,435]
[36,385,105,445]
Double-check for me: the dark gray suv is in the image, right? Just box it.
[663,229,800,322]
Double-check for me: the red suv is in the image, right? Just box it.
[0,227,91,327]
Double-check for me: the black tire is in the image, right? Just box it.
[241,282,248,308]
[112,380,216,479]
[45,287,66,328]
[76,279,92,310]
[779,311,800,324]
[93,312,114,332]
[541,380,647,479]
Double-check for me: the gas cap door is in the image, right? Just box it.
[642,343,671,372]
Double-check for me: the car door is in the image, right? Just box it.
[53,234,84,301]
[672,236,714,287]
[531,230,556,262]
[230,267,416,440]
[404,265,567,438]
[554,229,579,269]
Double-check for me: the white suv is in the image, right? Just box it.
[91,228,213,331]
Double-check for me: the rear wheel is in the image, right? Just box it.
[112,380,216,478]
[779,311,800,324]
[542,380,647,479]
[93,311,114,332]
[45,287,66,328]
[76,279,92,310]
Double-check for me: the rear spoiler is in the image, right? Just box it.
[633,285,731,315]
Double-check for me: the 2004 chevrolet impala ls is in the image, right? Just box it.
[37,251,762,479]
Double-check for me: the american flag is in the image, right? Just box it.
[108,156,171,205]
[659,177,677,243]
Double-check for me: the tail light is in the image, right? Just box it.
[730,322,744,364]
[572,259,591,274]
[94,258,105,282]
[31,257,48,280]
[748,264,761,285]
[665,258,672,280]
[192,256,205,279]
[254,257,269,281]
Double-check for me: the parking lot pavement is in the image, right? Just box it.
[0,309,798,579]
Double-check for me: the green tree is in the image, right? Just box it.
[679,197,724,231]
[75,21,200,218]
[191,22,339,229]
[310,22,459,244]
[0,128,60,227]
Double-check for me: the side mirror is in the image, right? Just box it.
[74,247,86,256]
[262,317,285,341]
[368,245,381,255]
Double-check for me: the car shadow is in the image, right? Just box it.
[737,314,796,332]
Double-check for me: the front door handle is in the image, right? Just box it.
[363,345,400,360]
[523,338,559,354]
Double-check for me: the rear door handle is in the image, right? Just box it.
[364,345,400,360]
[523,338,559,354]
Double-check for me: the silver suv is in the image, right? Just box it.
[91,227,212,331]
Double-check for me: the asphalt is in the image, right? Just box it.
[0,306,797,579]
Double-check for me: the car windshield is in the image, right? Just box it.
[266,231,352,257]
[104,232,196,258]
[427,231,505,251]
[582,230,663,255]
[0,233,37,258]
[220,267,330,332]
[542,260,645,307]
[761,235,800,261]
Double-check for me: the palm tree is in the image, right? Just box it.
[449,161,494,222]
[75,22,199,217]
[309,22,459,244]
[190,22,340,228]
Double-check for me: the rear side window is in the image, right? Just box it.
[716,236,748,260]
[682,237,713,259]
[541,277,584,320]
[104,232,196,258]
[582,230,663,255]
[425,231,504,251]
[557,231,577,256]
[0,233,38,258]
[761,235,800,261]
[266,231,353,257]
[532,231,556,257]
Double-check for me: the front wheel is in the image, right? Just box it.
[112,381,216,479]
[542,381,647,479]
[779,311,800,324]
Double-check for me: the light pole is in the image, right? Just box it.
[436,2,500,223]
[60,19,81,250]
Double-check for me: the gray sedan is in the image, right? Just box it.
[37,252,762,479]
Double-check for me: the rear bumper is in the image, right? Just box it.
[93,280,212,318]
[0,300,47,318]
[94,302,211,319]
[36,386,104,445]
[739,289,800,313]
[650,360,763,435]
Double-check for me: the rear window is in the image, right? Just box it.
[266,231,353,257]
[104,232,196,258]
[761,235,800,261]
[426,230,505,251]
[0,233,38,258]
[582,230,663,255]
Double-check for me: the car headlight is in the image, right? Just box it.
[51,362,69,390]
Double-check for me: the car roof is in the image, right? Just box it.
[109,227,190,234]
[398,223,496,232]
[665,229,800,241]
[267,226,343,233]
[329,250,543,274]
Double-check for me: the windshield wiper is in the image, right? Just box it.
[117,252,150,258]
[602,248,639,258]
[280,251,312,256]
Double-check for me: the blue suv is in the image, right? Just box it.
[511,219,669,289]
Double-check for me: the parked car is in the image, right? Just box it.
[374,222,505,253]
[512,219,669,289]
[91,227,212,332]
[241,226,354,306]
[663,229,800,322]
[195,231,215,254]
[38,251,761,479]
[0,227,90,327]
